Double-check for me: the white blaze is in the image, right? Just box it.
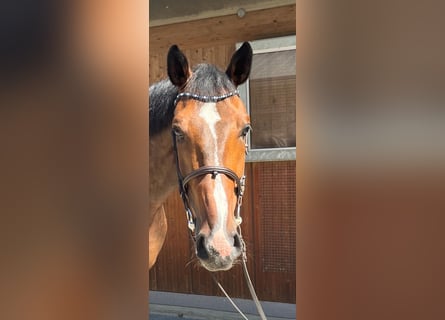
[199,103,228,231]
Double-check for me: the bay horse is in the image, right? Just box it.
[149,43,253,271]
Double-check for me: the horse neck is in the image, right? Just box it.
[149,128,177,209]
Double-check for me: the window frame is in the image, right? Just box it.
[238,35,296,162]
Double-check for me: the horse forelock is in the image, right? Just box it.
[185,64,236,96]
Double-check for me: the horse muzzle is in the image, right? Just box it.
[195,231,243,271]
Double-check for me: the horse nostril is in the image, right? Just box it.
[196,235,209,260]
[233,233,242,249]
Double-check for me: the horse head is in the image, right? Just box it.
[168,43,252,271]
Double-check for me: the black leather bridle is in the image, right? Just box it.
[171,90,246,234]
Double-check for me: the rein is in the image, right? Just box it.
[172,90,267,320]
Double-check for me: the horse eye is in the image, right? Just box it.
[240,124,252,137]
[172,126,185,140]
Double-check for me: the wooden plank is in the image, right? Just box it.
[149,52,163,84]
[150,1,296,27]
[150,4,296,51]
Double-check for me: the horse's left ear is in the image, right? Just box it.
[167,45,191,88]
[226,42,253,87]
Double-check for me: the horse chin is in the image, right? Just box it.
[199,259,234,272]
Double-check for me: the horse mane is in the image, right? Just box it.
[149,79,178,136]
[149,63,236,136]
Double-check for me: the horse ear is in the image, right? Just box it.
[226,42,253,86]
[167,45,191,88]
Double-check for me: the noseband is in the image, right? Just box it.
[172,90,246,234]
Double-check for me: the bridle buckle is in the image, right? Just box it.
[187,220,195,232]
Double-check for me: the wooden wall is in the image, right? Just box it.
[149,4,296,303]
